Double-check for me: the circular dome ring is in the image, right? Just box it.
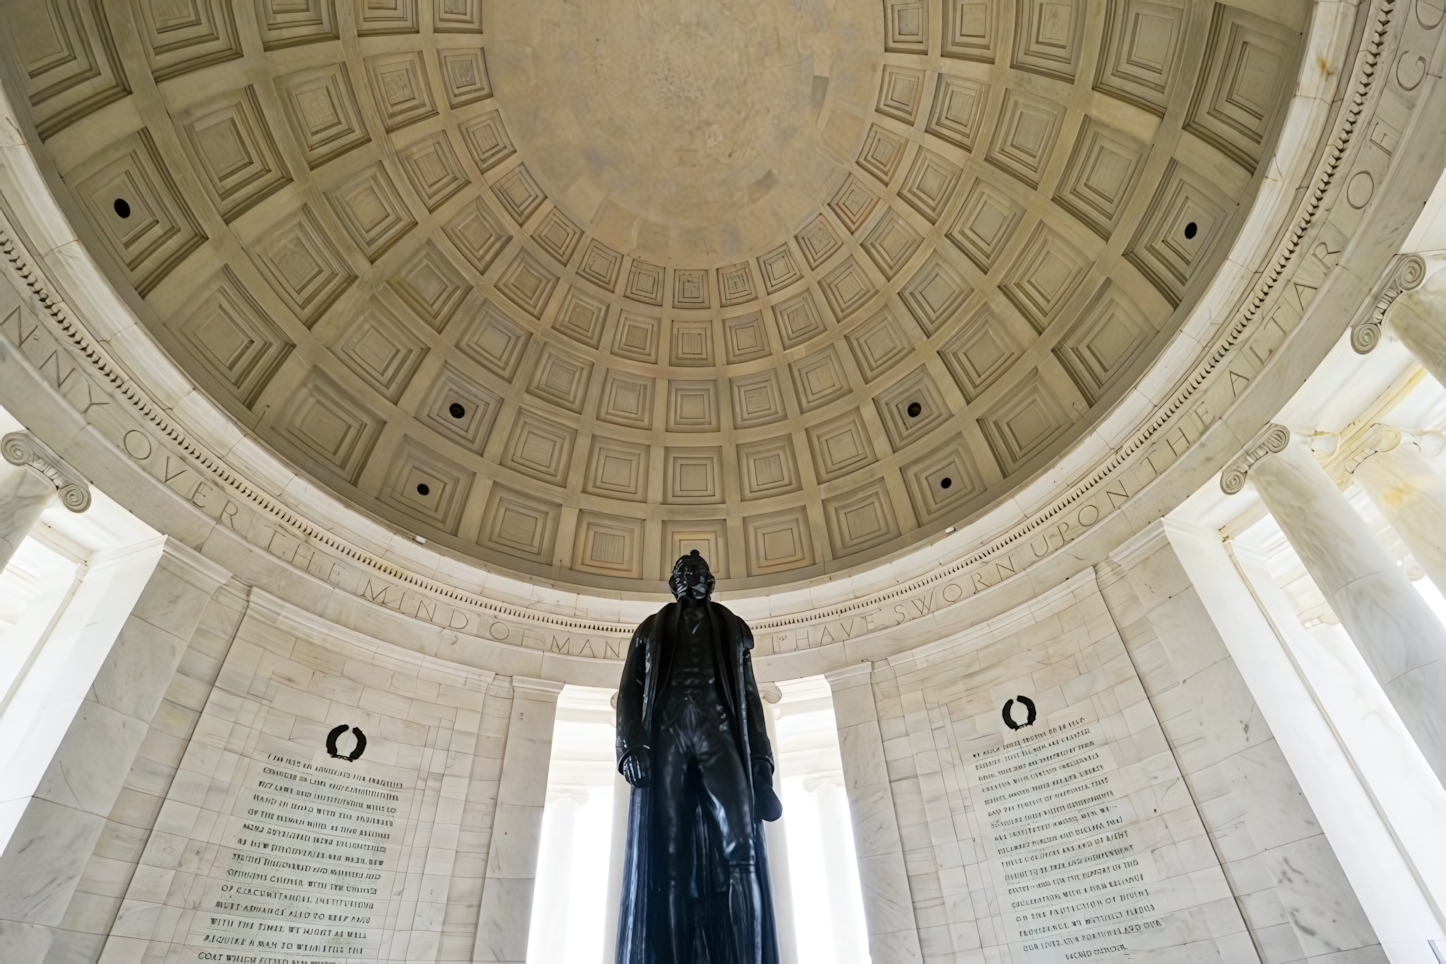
[1,0,1327,594]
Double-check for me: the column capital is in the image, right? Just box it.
[1336,423,1405,474]
[1350,253,1426,353]
[510,675,565,701]
[1,431,90,512]
[1220,423,1291,494]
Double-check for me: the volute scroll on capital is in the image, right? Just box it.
[1351,254,1428,353]
[1220,424,1292,495]
[1,432,91,512]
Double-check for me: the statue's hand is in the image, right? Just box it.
[620,749,651,788]
[752,760,783,822]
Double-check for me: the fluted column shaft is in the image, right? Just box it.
[1354,434,1446,597]
[1250,440,1446,782]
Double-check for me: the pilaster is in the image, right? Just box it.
[474,676,563,964]
[0,537,228,963]
[823,662,922,964]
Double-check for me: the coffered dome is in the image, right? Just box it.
[3,0,1303,590]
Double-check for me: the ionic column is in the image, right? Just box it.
[1347,425,1446,597]
[527,790,581,964]
[602,691,629,964]
[600,771,630,964]
[809,777,869,964]
[823,663,922,964]
[758,685,799,964]
[474,676,564,964]
[1223,425,1446,783]
[1383,264,1446,382]
[0,432,89,571]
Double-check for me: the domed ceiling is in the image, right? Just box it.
[3,0,1301,590]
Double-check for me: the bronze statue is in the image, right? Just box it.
[615,550,784,964]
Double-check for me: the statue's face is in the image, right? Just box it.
[671,561,713,602]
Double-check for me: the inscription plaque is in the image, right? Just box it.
[969,714,1167,963]
[183,735,414,964]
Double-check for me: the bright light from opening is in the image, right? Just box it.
[774,677,871,964]
[526,686,618,964]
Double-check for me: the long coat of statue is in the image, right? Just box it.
[614,598,781,964]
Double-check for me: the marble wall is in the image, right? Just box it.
[0,538,231,962]
[0,525,1399,964]
[42,587,551,964]
[1096,536,1383,964]
[826,565,1383,964]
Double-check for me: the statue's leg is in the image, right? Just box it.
[727,865,763,964]
[693,718,762,964]
[653,720,694,964]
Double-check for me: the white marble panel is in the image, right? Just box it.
[73,590,504,964]
[857,569,1258,964]
[1102,524,1397,964]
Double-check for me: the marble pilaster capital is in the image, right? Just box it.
[1220,423,1291,495]
[1350,253,1427,353]
[822,662,874,690]
[1106,520,1170,572]
[1,431,90,512]
[511,676,565,701]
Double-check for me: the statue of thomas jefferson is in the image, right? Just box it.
[615,550,784,964]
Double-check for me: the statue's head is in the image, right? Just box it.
[669,550,715,602]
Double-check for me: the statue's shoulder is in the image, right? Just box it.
[632,603,672,640]
[710,602,754,647]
